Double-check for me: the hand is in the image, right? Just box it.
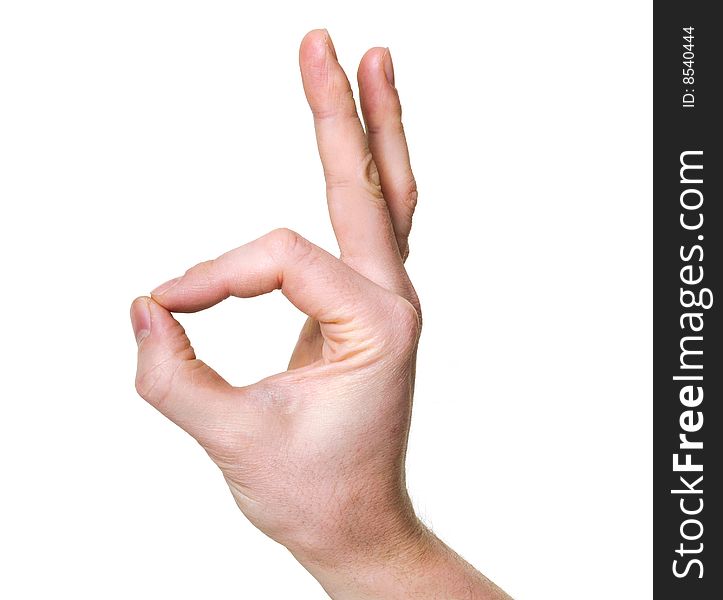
[130,29,510,600]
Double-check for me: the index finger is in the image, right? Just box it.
[150,228,395,335]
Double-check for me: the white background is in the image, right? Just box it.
[0,1,651,598]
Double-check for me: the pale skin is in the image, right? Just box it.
[130,29,511,600]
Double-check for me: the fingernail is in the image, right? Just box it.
[383,48,395,86]
[323,29,337,59]
[151,276,181,296]
[131,297,151,345]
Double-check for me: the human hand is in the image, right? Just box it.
[131,29,509,600]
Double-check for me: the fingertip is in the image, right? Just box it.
[300,29,356,119]
[302,28,329,43]
[148,290,168,308]
[132,297,200,419]
[300,28,333,66]
[358,46,387,80]
[130,296,151,344]
[146,295,175,324]
[136,296,178,339]
[358,47,399,117]
[131,295,150,310]
[137,298,195,364]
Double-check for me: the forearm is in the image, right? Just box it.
[294,518,512,600]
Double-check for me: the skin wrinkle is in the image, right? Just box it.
[324,151,384,199]
[135,353,185,408]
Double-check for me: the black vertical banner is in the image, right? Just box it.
[654,2,721,598]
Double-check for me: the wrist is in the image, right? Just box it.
[292,511,510,600]
[287,491,424,570]
[293,511,429,599]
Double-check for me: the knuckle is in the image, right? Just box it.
[361,153,382,194]
[366,114,403,137]
[310,104,335,121]
[135,371,158,402]
[312,96,356,122]
[325,153,385,208]
[265,228,311,262]
[388,295,422,350]
[312,87,357,121]
[402,179,418,213]
[135,358,178,406]
[322,169,347,190]
[266,227,300,251]
[406,290,422,326]
[399,238,411,263]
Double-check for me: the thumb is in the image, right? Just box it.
[130,297,237,442]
